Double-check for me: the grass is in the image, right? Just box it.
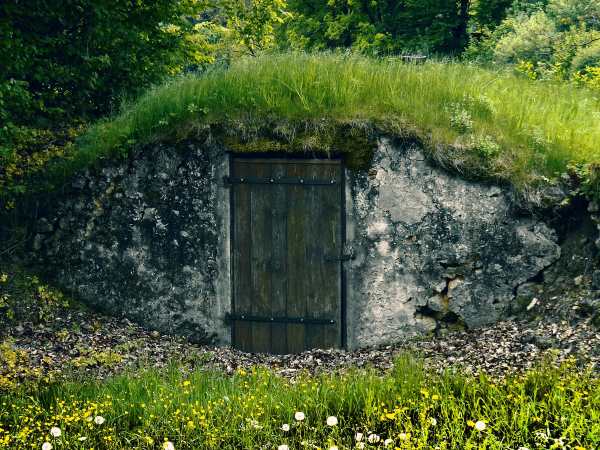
[0,356,598,449]
[59,52,600,197]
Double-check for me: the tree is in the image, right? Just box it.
[279,0,482,55]
[221,0,291,56]
[0,0,213,124]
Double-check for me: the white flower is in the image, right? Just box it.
[329,446,339,450]
[94,415,105,425]
[357,444,365,449]
[367,434,380,443]
[281,423,290,432]
[384,438,393,447]
[398,433,408,440]
[294,411,305,421]
[278,445,289,450]
[49,427,61,438]
[42,443,52,450]
[326,416,338,426]
[78,437,87,441]
[355,432,363,441]
[474,420,486,431]
[517,447,530,450]
[163,442,175,450]
[429,417,437,426]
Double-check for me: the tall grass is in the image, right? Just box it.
[1,356,598,449]
[71,52,600,191]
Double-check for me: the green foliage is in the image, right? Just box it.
[0,267,71,326]
[221,0,291,56]
[467,0,600,87]
[546,0,600,29]
[0,356,598,448]
[470,0,514,29]
[68,53,600,200]
[572,40,600,72]
[0,0,214,123]
[279,0,473,55]
[494,11,558,63]
[0,0,224,209]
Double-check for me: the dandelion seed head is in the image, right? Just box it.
[475,420,486,431]
[294,411,305,421]
[367,433,380,443]
[281,423,290,432]
[94,415,105,425]
[49,427,61,438]
[326,416,338,426]
[42,443,52,450]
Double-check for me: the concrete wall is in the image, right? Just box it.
[32,136,562,349]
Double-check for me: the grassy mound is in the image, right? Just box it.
[1,357,597,449]
[65,52,600,198]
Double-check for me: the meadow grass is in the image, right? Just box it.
[0,356,598,449]
[67,52,600,194]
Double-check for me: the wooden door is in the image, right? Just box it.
[230,157,344,354]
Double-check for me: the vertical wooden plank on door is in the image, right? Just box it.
[286,162,306,353]
[321,162,342,348]
[232,160,253,352]
[270,163,288,354]
[305,162,342,349]
[250,162,273,353]
[304,163,323,349]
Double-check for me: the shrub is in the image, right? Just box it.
[546,0,600,29]
[572,40,600,72]
[494,11,558,64]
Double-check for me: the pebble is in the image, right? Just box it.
[2,307,598,383]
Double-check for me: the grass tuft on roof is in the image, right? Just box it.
[67,52,600,198]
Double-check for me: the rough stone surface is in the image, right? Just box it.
[32,140,231,344]
[2,298,598,383]
[345,138,561,348]
[33,136,564,349]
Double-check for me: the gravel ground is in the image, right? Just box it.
[2,298,598,385]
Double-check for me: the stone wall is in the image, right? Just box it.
[32,140,231,344]
[32,135,565,349]
[345,139,561,348]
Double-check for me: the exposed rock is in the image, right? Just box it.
[30,136,564,349]
[36,218,54,233]
[346,139,561,347]
[30,140,231,344]
[592,270,600,291]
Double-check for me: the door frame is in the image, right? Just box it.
[227,152,348,351]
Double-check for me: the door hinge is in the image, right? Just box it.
[324,251,355,262]
[226,313,335,325]
[223,175,338,186]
